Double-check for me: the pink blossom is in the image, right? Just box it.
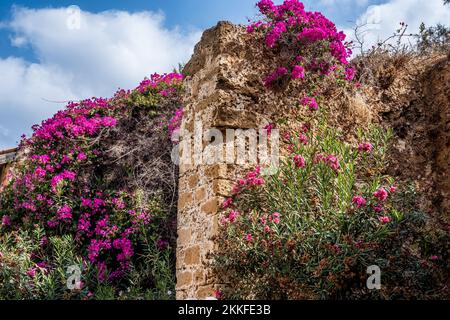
[228,210,239,223]
[245,234,253,242]
[298,27,328,43]
[81,198,92,207]
[264,123,275,136]
[294,155,306,168]
[345,67,356,81]
[250,177,265,186]
[358,142,373,153]
[34,167,47,178]
[352,196,366,208]
[57,205,72,220]
[325,154,340,171]
[257,0,276,15]
[1,215,11,226]
[430,255,439,261]
[77,152,87,161]
[373,204,383,213]
[113,237,134,262]
[238,179,247,186]
[390,186,397,193]
[264,67,288,87]
[26,268,37,278]
[265,21,287,48]
[374,188,388,202]
[112,197,126,210]
[222,198,233,209]
[291,65,305,79]
[299,133,308,145]
[378,216,391,224]
[301,96,318,111]
[214,289,223,300]
[270,212,281,224]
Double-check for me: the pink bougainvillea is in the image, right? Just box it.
[249,0,354,94]
[301,96,318,111]
[0,72,183,283]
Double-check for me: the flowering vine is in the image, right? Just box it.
[0,72,184,284]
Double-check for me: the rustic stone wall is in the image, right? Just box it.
[175,22,273,299]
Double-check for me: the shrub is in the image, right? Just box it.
[215,113,448,299]
[213,2,448,299]
[0,73,183,299]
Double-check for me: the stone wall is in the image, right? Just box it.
[175,22,274,299]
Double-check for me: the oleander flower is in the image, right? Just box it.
[378,216,391,224]
[352,195,366,208]
[294,155,306,168]
[374,188,388,201]
[228,210,239,223]
[358,142,373,153]
[270,212,281,224]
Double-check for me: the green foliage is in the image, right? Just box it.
[0,207,176,300]
[215,114,448,299]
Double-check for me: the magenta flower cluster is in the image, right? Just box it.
[0,73,183,282]
[136,72,183,95]
[248,0,355,96]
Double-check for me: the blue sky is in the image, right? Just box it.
[0,0,448,148]
[0,0,379,61]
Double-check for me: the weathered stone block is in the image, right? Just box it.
[177,271,193,288]
[184,245,201,265]
[201,197,219,215]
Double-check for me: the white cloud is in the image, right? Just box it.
[344,0,450,52]
[0,6,201,149]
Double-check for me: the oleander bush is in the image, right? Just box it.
[0,73,183,299]
[215,112,448,299]
[213,0,448,300]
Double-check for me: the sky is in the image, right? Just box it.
[0,0,448,149]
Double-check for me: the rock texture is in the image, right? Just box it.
[176,22,265,300]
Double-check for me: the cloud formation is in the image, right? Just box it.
[0,6,200,148]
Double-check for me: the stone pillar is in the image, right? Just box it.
[175,22,268,299]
